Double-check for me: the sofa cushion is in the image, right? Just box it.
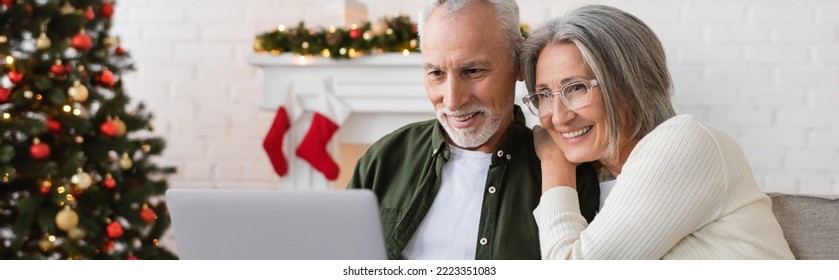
[768,193,839,260]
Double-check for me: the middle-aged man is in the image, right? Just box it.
[348,0,600,260]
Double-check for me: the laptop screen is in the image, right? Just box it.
[166,188,387,260]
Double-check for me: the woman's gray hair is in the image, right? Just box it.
[521,4,676,162]
[417,0,523,65]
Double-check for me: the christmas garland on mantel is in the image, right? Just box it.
[253,15,531,60]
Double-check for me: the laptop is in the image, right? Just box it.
[165,188,387,260]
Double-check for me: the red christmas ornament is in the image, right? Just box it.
[1,0,12,6]
[411,24,418,35]
[50,62,65,76]
[0,88,10,103]
[39,180,52,194]
[140,208,157,224]
[84,7,95,20]
[114,46,126,55]
[349,28,363,40]
[72,31,93,52]
[102,241,115,253]
[100,120,119,137]
[106,221,123,239]
[71,187,84,197]
[8,70,24,84]
[29,140,51,160]
[99,2,114,19]
[103,175,116,189]
[46,118,62,133]
[25,4,32,14]
[98,69,115,88]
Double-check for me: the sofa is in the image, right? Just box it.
[768,193,839,260]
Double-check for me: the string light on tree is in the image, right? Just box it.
[39,235,57,252]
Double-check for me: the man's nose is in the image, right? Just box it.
[443,77,468,111]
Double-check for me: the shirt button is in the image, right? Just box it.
[496,150,504,157]
[506,154,511,160]
[480,238,488,245]
[488,186,496,194]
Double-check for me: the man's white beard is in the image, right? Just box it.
[437,103,509,149]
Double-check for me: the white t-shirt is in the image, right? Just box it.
[402,145,491,259]
[599,179,617,210]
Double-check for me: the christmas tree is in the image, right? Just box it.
[0,0,176,259]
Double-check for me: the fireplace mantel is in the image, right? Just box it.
[248,53,434,189]
[249,53,536,189]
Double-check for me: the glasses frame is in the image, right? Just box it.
[522,79,599,117]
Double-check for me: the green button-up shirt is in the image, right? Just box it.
[348,106,599,259]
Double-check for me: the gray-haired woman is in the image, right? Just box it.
[521,5,794,259]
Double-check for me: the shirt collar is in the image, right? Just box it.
[432,105,529,163]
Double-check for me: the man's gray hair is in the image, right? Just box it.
[521,4,676,162]
[417,0,523,65]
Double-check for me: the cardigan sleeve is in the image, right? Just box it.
[534,116,728,259]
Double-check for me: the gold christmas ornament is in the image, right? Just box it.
[74,135,84,143]
[68,227,86,240]
[120,152,133,170]
[67,80,89,102]
[70,169,93,190]
[36,33,51,50]
[114,117,127,137]
[38,235,57,252]
[140,143,151,153]
[55,206,79,231]
[60,1,75,15]
[0,36,7,43]
[23,90,33,99]
[104,36,119,47]
[252,38,264,52]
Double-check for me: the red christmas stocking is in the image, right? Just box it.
[296,92,349,181]
[263,107,291,176]
[263,88,302,176]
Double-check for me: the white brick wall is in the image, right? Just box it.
[113,0,839,194]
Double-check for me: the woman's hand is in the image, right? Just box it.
[533,125,578,192]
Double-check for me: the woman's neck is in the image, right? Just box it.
[599,139,639,177]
